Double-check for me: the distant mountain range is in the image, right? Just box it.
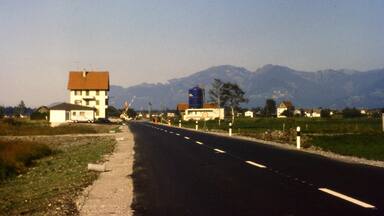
[110,64,384,110]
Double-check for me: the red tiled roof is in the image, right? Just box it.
[177,103,189,111]
[67,71,109,90]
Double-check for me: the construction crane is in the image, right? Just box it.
[120,96,136,121]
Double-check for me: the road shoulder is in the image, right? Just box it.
[76,125,134,216]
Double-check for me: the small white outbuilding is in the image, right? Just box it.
[244,110,254,118]
[49,103,95,126]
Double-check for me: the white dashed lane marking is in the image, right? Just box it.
[245,160,267,169]
[176,133,180,136]
[195,141,204,145]
[318,188,376,209]
[184,136,190,140]
[214,148,226,154]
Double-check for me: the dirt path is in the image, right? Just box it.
[76,125,134,216]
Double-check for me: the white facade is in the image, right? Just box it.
[305,110,321,118]
[70,110,95,122]
[70,90,108,118]
[277,107,287,118]
[50,110,67,124]
[183,108,224,121]
[244,110,254,118]
[50,109,95,126]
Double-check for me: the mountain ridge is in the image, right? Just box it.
[110,65,384,110]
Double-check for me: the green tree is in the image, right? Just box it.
[221,82,248,123]
[321,109,331,118]
[15,100,26,117]
[342,107,362,118]
[263,99,276,117]
[106,106,121,117]
[0,106,4,118]
[208,79,225,107]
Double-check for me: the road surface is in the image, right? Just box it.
[129,121,384,216]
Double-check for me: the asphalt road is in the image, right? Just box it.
[129,121,384,216]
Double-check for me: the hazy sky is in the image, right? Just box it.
[1,0,383,107]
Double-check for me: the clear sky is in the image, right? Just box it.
[1,0,383,107]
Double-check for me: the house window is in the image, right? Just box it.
[72,112,76,116]
[75,100,82,105]
[105,99,109,105]
[86,101,89,106]
[96,109,99,116]
[86,90,89,96]
[80,112,85,116]
[96,100,99,105]
[75,90,81,96]
[96,90,99,96]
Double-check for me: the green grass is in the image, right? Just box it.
[173,117,381,134]
[0,136,116,215]
[0,118,118,136]
[310,134,384,161]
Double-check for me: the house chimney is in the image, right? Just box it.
[82,69,87,78]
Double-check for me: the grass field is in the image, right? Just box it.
[0,118,119,136]
[0,136,116,215]
[170,117,384,160]
[175,117,382,134]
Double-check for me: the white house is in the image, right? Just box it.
[67,71,109,119]
[304,109,321,118]
[49,103,95,126]
[244,110,254,118]
[277,101,294,118]
[183,108,224,121]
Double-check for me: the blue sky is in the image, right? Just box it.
[0,0,383,106]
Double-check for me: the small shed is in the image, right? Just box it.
[244,110,254,118]
[49,103,95,126]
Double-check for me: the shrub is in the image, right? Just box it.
[321,109,331,118]
[30,112,48,120]
[342,107,362,118]
[0,140,52,180]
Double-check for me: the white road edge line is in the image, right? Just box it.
[184,136,190,140]
[214,148,226,153]
[195,141,204,145]
[176,133,180,136]
[245,160,267,168]
[318,188,375,209]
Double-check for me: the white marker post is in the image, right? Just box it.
[229,122,232,136]
[179,119,181,128]
[168,119,171,126]
[296,126,301,149]
[195,120,198,130]
[382,111,384,132]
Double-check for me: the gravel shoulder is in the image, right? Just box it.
[76,125,134,216]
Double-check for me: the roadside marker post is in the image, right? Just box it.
[382,112,384,132]
[168,119,171,126]
[296,126,301,149]
[229,122,232,136]
[195,121,198,130]
[283,123,285,132]
[179,120,181,128]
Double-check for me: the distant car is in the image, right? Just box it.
[95,118,111,124]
